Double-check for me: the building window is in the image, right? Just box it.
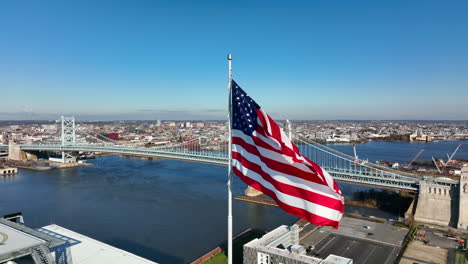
[257,252,271,264]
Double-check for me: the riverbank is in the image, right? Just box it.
[235,189,412,219]
[311,138,468,145]
[2,159,94,171]
[3,160,52,170]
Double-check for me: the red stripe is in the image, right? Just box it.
[255,110,268,134]
[250,132,282,153]
[254,110,304,162]
[233,137,327,186]
[232,152,344,212]
[232,166,340,228]
[302,155,342,194]
[253,127,314,165]
[235,134,327,186]
[267,114,282,140]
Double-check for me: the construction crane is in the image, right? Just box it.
[406,149,424,169]
[443,143,462,166]
[432,156,442,174]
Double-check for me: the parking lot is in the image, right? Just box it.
[299,217,408,264]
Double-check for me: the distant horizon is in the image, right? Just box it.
[1,118,467,123]
[1,109,468,122]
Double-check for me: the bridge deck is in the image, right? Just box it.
[11,144,429,191]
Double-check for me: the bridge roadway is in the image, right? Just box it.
[7,144,426,191]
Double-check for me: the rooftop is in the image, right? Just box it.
[299,217,409,264]
[0,218,64,262]
[40,224,158,264]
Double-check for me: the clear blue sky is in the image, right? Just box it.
[1,0,467,120]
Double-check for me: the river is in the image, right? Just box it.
[0,141,466,263]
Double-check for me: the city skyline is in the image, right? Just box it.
[1,0,468,120]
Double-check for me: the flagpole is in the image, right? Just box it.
[227,53,233,264]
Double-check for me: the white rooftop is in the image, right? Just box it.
[0,222,45,258]
[41,224,158,264]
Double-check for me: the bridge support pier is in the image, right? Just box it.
[414,181,453,226]
[8,141,27,161]
[458,167,468,230]
[413,171,468,229]
[244,186,263,197]
[61,152,77,163]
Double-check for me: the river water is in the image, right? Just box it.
[0,141,467,263]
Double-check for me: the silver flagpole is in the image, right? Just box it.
[227,54,233,264]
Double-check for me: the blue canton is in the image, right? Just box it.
[231,80,261,136]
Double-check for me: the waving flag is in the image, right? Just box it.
[230,80,344,228]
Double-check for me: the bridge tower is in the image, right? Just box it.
[458,166,468,230]
[285,120,292,140]
[61,116,76,163]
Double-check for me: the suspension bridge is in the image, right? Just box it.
[3,116,468,228]
[2,116,457,192]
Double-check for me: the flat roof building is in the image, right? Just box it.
[0,217,158,264]
[243,224,353,264]
[244,217,409,264]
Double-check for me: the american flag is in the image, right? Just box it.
[230,80,344,228]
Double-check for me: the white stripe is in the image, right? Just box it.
[232,161,343,222]
[279,128,306,162]
[232,143,343,202]
[259,109,272,135]
[233,130,325,182]
[322,169,337,192]
[256,111,296,158]
[252,130,281,150]
[280,128,294,153]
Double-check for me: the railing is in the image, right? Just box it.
[20,144,228,166]
[16,142,424,190]
[4,128,455,191]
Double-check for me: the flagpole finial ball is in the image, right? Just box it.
[227,54,232,60]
